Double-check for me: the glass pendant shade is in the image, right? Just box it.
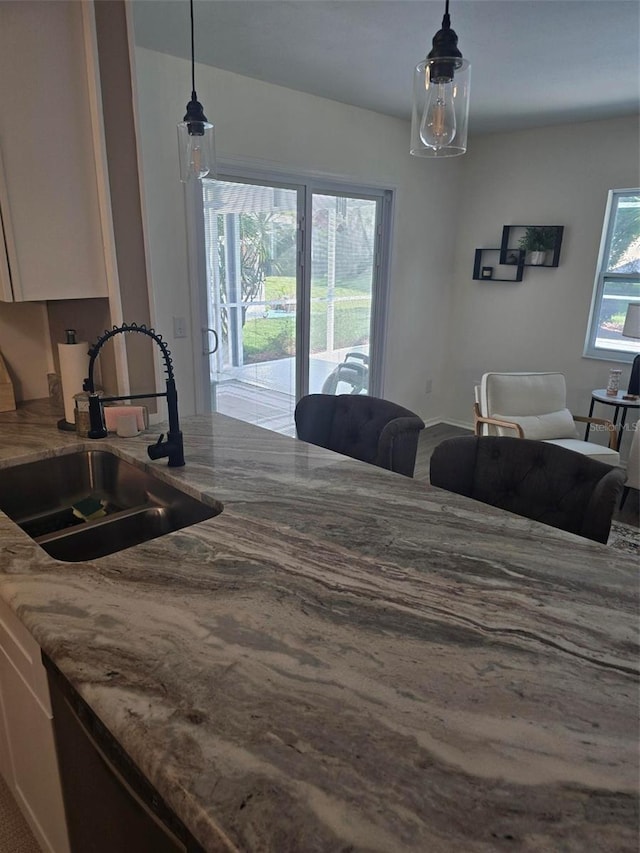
[410,57,470,157]
[177,102,215,182]
[177,0,216,182]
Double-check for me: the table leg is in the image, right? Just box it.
[585,398,595,441]
[618,408,628,451]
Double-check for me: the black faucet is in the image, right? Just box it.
[83,323,185,467]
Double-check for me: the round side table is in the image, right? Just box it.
[586,389,640,451]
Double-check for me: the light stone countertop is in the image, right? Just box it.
[0,401,638,852]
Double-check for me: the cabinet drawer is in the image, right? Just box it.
[0,595,51,714]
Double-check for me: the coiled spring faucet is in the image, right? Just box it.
[84,323,185,467]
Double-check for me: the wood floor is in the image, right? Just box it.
[414,423,640,529]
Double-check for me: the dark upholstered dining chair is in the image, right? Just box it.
[295,394,425,477]
[429,435,625,544]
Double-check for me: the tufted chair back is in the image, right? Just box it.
[620,421,639,508]
[430,435,625,543]
[295,394,425,477]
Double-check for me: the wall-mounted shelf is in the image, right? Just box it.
[500,225,564,268]
[473,248,525,282]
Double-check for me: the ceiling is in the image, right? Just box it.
[131,0,640,135]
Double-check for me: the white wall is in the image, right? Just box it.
[133,47,463,419]
[446,115,640,427]
[133,49,639,430]
[0,302,52,401]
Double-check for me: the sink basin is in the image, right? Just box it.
[0,450,222,562]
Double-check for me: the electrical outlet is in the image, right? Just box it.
[173,316,187,339]
[425,378,433,394]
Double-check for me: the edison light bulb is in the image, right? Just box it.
[187,135,206,179]
[419,79,457,150]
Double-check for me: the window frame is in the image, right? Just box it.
[584,187,640,363]
[185,162,394,416]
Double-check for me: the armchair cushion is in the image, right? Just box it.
[481,372,567,417]
[546,438,621,466]
[491,408,578,440]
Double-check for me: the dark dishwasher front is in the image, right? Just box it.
[43,654,206,853]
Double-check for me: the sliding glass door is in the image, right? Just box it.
[193,174,391,434]
[309,193,379,396]
[200,179,300,433]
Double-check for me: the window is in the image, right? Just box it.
[585,189,640,361]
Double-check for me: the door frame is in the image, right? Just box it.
[186,163,394,416]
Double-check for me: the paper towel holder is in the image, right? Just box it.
[57,328,87,432]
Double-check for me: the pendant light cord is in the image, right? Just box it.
[190,0,196,99]
[443,0,451,28]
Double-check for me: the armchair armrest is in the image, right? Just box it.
[573,415,618,450]
[377,415,425,477]
[473,403,525,438]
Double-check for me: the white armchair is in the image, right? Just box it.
[474,372,620,466]
[620,421,639,508]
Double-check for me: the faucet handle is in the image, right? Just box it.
[147,433,169,462]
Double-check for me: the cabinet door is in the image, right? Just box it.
[0,0,108,301]
[0,144,18,301]
[0,655,70,853]
[0,594,70,853]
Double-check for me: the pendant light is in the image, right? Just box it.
[177,0,215,181]
[410,0,471,158]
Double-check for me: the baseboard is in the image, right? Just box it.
[441,418,474,431]
[422,417,474,431]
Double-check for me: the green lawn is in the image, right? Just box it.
[243,275,371,362]
[265,274,372,300]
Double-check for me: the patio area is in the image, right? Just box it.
[212,346,368,435]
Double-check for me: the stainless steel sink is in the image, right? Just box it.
[0,450,222,562]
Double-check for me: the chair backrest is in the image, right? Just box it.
[625,421,640,491]
[478,372,578,440]
[295,393,425,477]
[430,435,625,544]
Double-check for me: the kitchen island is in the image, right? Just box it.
[0,402,638,851]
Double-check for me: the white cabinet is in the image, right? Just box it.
[0,1,109,302]
[0,594,70,853]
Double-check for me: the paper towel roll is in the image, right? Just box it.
[58,342,89,425]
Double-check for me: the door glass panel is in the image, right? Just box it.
[202,179,299,433]
[199,180,386,434]
[309,194,377,395]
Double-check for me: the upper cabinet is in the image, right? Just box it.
[0,1,109,301]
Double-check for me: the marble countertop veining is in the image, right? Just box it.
[0,401,638,851]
